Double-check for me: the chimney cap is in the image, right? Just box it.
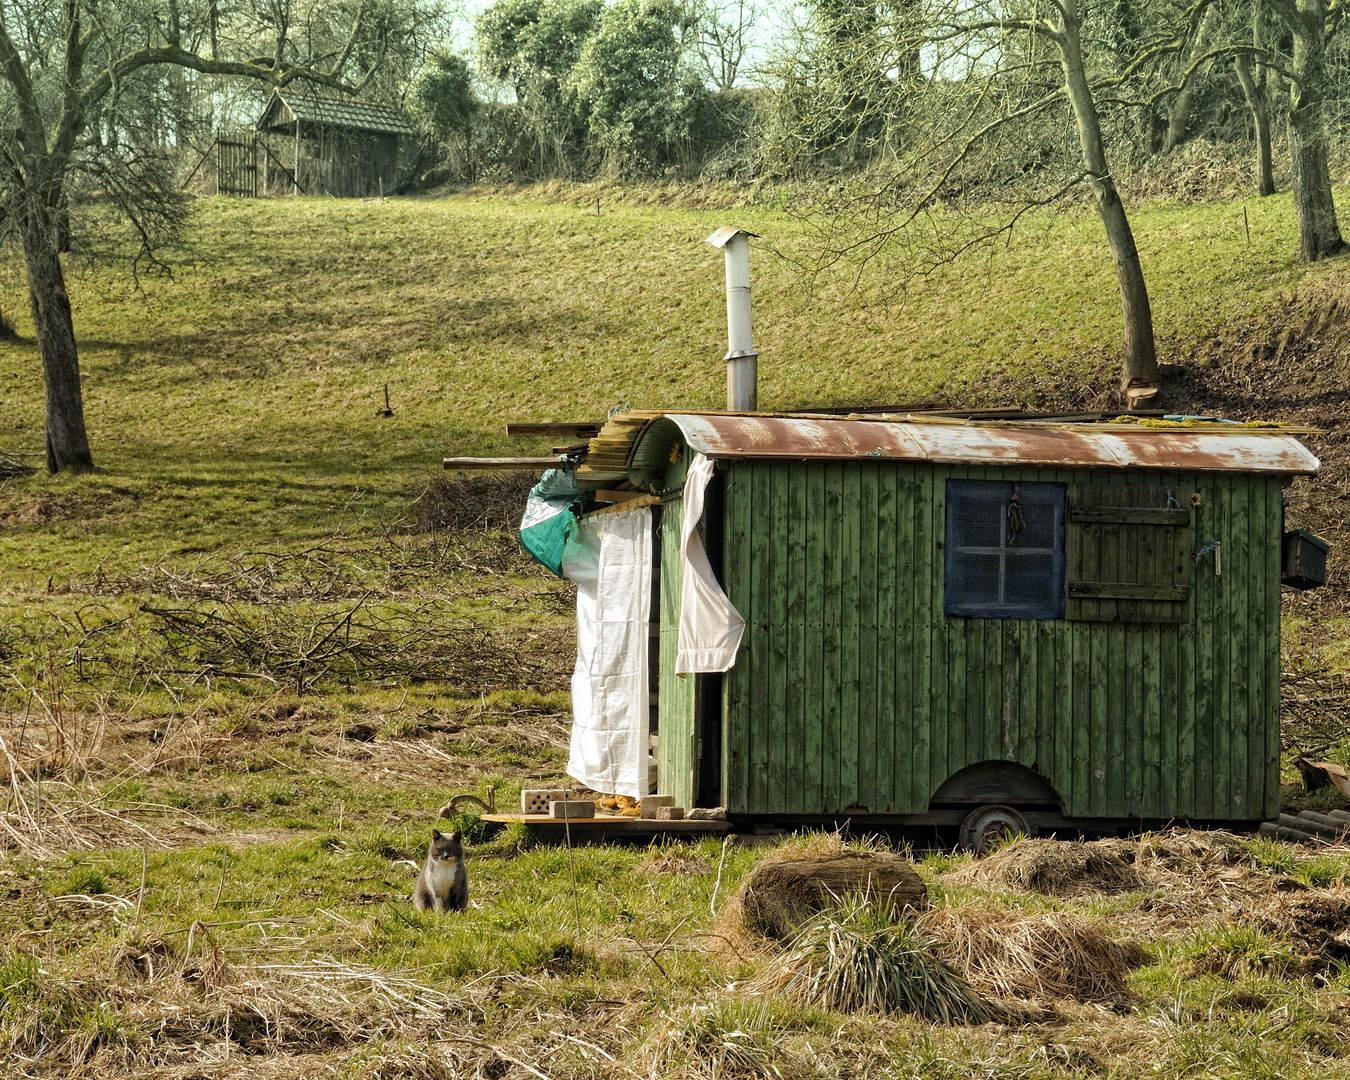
[705,226,761,249]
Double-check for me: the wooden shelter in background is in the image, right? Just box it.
[256,90,416,198]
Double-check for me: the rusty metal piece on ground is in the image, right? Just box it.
[439,785,496,819]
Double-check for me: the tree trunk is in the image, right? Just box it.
[1057,3,1159,390]
[1162,5,1217,154]
[23,216,93,473]
[1284,0,1346,260]
[1234,53,1275,196]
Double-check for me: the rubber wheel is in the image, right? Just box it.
[959,804,1032,854]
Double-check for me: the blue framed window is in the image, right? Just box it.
[944,481,1066,620]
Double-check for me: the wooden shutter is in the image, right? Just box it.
[1065,484,1194,623]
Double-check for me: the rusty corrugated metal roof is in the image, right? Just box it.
[589,413,1319,486]
[260,90,416,136]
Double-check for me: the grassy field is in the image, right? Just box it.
[2,188,1350,1078]
[1,187,1343,573]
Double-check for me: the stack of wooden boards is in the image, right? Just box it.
[1259,810,1350,843]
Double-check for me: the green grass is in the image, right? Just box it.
[3,187,1350,1077]
[1,187,1343,581]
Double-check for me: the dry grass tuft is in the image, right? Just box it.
[751,903,1001,1025]
[920,904,1149,1005]
[951,838,1147,897]
[1250,886,1350,971]
[645,1005,794,1080]
[0,947,473,1078]
[951,830,1257,900]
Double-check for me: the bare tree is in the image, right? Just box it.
[1231,3,1277,196]
[1161,1,1218,152]
[781,0,1191,392]
[1261,0,1346,259]
[696,0,759,89]
[0,0,425,473]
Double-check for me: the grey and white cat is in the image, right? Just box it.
[413,829,468,913]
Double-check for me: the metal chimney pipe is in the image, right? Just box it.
[705,226,760,412]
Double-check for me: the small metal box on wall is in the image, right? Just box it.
[1282,529,1329,590]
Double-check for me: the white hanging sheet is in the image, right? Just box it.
[562,507,652,798]
[675,454,746,674]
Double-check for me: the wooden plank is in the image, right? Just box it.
[1213,475,1232,819]
[804,464,826,813]
[896,465,919,811]
[658,490,695,811]
[839,465,863,809]
[1244,475,1266,817]
[748,464,773,814]
[918,467,940,805]
[1193,478,1215,820]
[1143,623,1163,816]
[1160,617,1179,817]
[723,462,750,813]
[1069,506,1190,525]
[1069,582,1189,601]
[1178,558,1197,819]
[1097,622,1118,817]
[1035,617,1054,771]
[1018,620,1036,763]
[943,470,966,788]
[856,465,879,810]
[1262,478,1283,819]
[1124,626,1143,816]
[1228,475,1250,820]
[876,465,898,812]
[769,463,791,815]
[443,456,559,470]
[786,460,808,814]
[822,463,845,813]
[995,622,1014,762]
[506,422,603,437]
[1069,621,1091,816]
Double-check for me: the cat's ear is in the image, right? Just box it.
[431,829,443,840]
[449,830,461,842]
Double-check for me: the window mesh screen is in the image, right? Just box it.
[945,481,1066,619]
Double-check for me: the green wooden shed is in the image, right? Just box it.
[573,410,1322,844]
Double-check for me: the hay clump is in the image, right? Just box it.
[1130,829,1251,871]
[728,850,928,944]
[921,905,1148,1004]
[951,838,1147,896]
[752,904,1001,1025]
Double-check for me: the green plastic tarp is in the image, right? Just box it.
[518,468,582,577]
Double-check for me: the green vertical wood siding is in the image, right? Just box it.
[657,461,696,811]
[712,460,1285,821]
